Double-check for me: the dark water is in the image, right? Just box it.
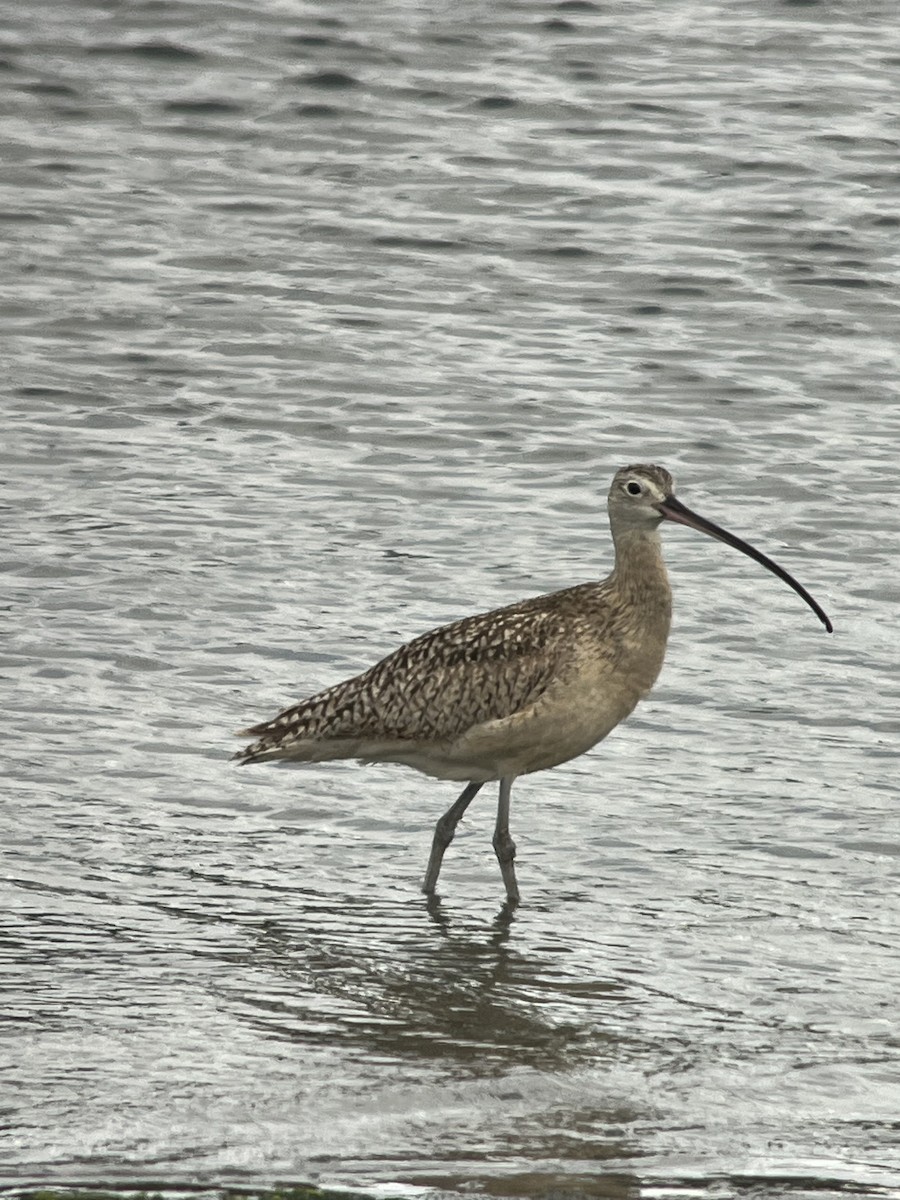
[2,1,899,1198]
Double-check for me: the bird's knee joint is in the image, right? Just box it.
[435,813,458,846]
[493,832,516,864]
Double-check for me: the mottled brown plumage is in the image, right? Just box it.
[233,463,831,905]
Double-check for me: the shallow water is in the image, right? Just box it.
[2,1,900,1198]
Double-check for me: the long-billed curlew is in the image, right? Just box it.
[233,465,831,904]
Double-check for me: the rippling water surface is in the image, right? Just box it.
[3,1,899,1198]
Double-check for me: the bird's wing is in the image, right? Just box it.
[235,590,580,757]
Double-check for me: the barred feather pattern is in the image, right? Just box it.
[233,581,624,762]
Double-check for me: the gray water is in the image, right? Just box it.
[2,1,900,1198]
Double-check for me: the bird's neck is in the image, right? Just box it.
[610,528,672,610]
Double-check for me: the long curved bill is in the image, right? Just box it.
[657,494,833,633]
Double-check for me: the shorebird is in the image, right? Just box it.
[234,464,831,904]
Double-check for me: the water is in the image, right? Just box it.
[2,1,899,1197]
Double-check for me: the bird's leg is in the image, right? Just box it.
[422,781,483,894]
[492,776,519,905]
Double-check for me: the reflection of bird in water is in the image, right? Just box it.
[250,899,587,1072]
[234,464,831,904]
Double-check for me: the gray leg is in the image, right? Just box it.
[422,781,483,894]
[492,776,519,905]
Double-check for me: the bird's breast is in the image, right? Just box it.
[447,635,661,780]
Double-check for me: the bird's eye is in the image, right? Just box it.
[625,481,642,496]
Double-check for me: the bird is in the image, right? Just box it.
[233,464,832,905]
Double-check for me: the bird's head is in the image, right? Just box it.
[607,464,674,529]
